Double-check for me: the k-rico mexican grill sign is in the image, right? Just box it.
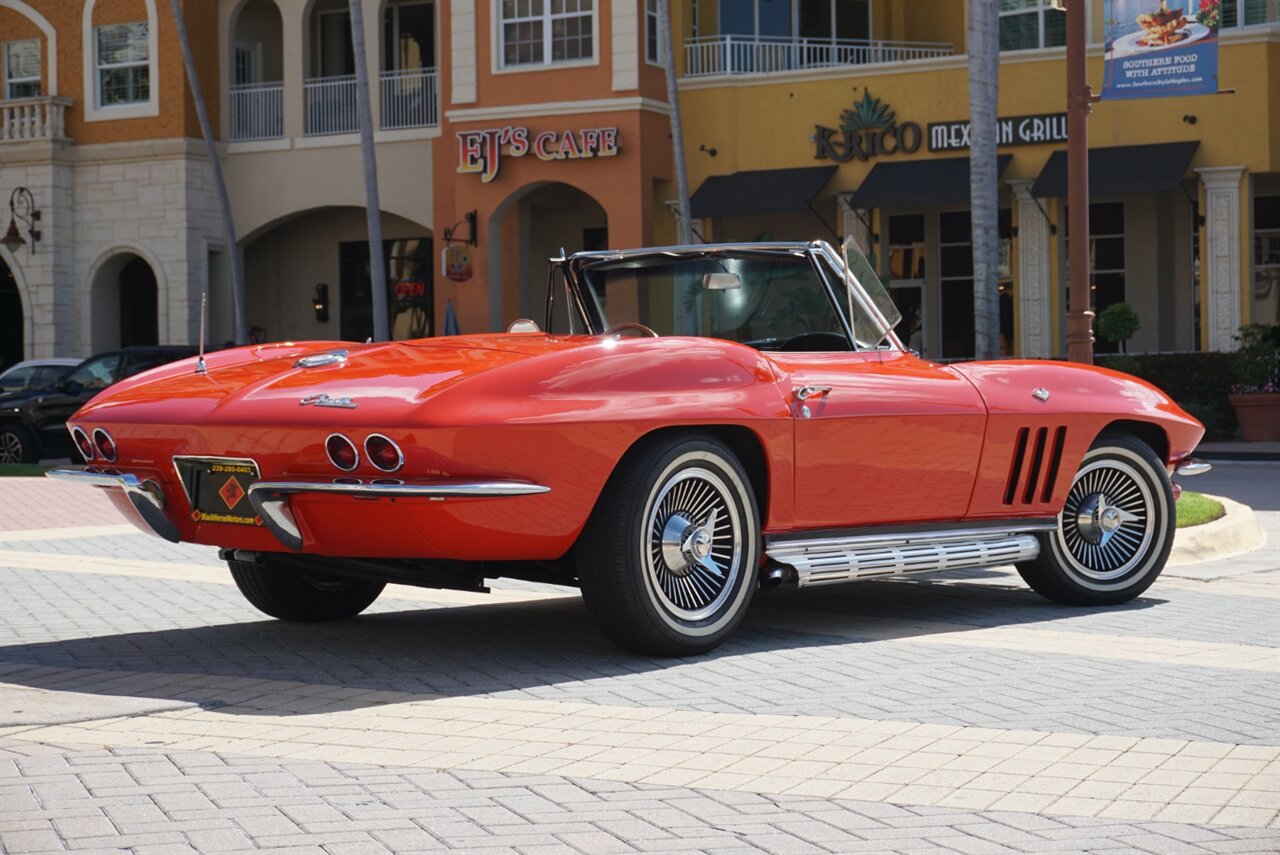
[813,91,922,163]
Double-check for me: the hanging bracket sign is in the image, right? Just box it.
[457,126,620,183]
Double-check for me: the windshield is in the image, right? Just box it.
[577,247,901,351]
[65,355,122,391]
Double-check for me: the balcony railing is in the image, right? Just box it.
[229,82,283,142]
[304,75,358,136]
[380,67,438,130]
[1,96,72,143]
[683,35,954,77]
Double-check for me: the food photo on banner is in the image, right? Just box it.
[1102,0,1220,99]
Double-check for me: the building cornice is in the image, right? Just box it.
[445,96,669,123]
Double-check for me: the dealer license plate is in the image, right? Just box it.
[187,459,260,526]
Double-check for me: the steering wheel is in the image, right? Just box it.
[604,323,660,338]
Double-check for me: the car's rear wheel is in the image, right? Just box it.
[0,423,39,464]
[1018,433,1174,605]
[228,558,385,621]
[577,434,759,657]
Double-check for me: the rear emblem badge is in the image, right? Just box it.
[1032,387,1051,402]
[300,393,357,409]
[219,477,246,510]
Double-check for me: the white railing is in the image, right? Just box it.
[380,67,438,130]
[229,82,283,141]
[304,75,358,136]
[0,96,72,142]
[683,35,954,77]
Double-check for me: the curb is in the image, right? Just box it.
[1167,494,1266,567]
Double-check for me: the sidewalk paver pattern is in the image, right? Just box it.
[1,477,1277,853]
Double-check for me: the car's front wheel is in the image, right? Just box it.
[1018,433,1175,605]
[578,434,760,656]
[228,558,385,621]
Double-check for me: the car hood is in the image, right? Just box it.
[74,335,602,426]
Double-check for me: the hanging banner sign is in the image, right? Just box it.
[1102,0,1220,99]
[441,245,473,283]
[927,113,1067,152]
[457,126,620,183]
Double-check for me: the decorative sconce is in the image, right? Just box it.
[313,283,330,323]
[2,187,41,254]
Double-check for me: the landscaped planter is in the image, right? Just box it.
[1228,392,1280,441]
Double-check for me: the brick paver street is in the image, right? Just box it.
[2,467,1278,853]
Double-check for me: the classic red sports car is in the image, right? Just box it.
[50,241,1209,656]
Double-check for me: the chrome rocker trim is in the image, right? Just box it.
[766,520,1057,587]
[1174,458,1212,477]
[45,467,180,543]
[247,479,551,551]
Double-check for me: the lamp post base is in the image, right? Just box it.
[1066,310,1095,364]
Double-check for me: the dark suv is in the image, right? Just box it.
[0,346,198,464]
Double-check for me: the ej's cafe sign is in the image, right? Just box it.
[457,126,620,183]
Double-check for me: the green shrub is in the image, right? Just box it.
[1096,303,1140,352]
[1231,324,1280,394]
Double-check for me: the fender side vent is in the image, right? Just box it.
[1040,426,1068,503]
[1022,428,1049,504]
[1004,426,1067,505]
[1003,428,1030,505]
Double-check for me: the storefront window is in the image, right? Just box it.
[338,238,434,342]
[939,210,1014,359]
[888,214,926,353]
[1065,202,1126,353]
[1221,0,1280,28]
[998,0,1066,51]
[1254,195,1280,326]
[500,0,594,67]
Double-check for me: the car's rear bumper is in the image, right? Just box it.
[46,467,554,556]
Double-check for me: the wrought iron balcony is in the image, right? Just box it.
[229,82,284,142]
[682,35,954,78]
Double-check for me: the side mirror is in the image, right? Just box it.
[63,379,83,396]
[703,272,741,291]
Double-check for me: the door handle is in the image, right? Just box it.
[794,385,832,402]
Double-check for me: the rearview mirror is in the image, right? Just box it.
[703,272,740,290]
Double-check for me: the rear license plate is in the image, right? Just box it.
[190,460,260,526]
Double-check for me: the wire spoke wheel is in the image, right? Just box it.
[1057,458,1156,582]
[644,467,743,622]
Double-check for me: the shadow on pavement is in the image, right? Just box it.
[0,576,1162,718]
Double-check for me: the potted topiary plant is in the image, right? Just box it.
[1096,302,1140,353]
[1228,324,1280,442]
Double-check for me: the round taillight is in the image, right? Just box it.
[364,434,403,472]
[72,427,94,461]
[325,434,358,471]
[93,428,117,462]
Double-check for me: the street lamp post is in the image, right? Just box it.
[1065,0,1096,364]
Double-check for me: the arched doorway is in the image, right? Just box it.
[230,0,285,141]
[491,182,608,329]
[90,253,159,352]
[243,207,432,343]
[0,257,23,369]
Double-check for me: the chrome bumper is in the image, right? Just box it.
[45,467,180,543]
[1174,458,1212,477]
[247,479,551,551]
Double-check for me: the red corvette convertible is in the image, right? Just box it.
[50,241,1209,655]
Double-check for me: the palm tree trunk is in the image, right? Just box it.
[658,0,692,245]
[169,0,245,345]
[968,0,1000,360]
[348,0,390,341]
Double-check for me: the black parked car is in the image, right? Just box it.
[0,346,199,464]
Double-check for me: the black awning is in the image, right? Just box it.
[1031,141,1199,197]
[690,166,838,218]
[846,155,1013,210]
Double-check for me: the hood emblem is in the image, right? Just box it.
[1032,387,1051,402]
[300,393,357,409]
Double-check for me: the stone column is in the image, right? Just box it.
[1009,180,1053,359]
[1197,166,1246,352]
[280,1,306,139]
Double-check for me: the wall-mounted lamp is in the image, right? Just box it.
[443,210,478,247]
[313,283,330,323]
[1182,114,1197,125]
[2,187,41,255]
[699,144,718,157]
